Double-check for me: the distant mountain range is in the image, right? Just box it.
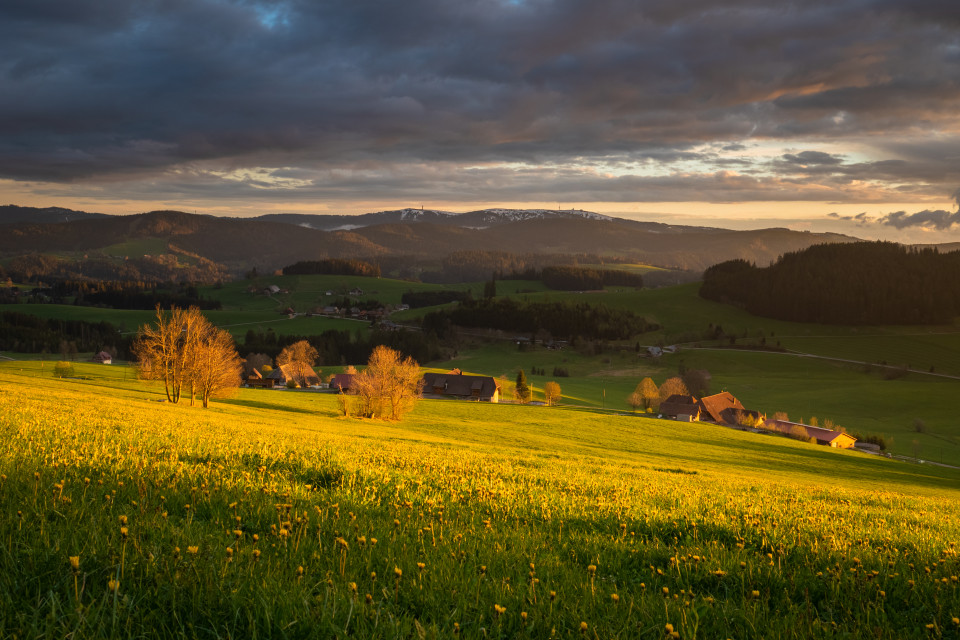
[0,205,863,277]
[250,207,724,233]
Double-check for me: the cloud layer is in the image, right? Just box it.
[1,0,958,212]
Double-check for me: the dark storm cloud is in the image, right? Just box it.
[880,209,960,230]
[0,0,958,204]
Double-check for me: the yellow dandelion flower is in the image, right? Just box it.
[751,590,760,599]
[108,579,119,593]
[662,586,670,596]
[587,564,597,575]
[69,556,80,572]
[665,623,674,633]
[187,546,199,555]
[579,621,588,633]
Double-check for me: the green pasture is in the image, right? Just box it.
[198,274,457,311]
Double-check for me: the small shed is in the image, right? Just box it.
[92,351,113,365]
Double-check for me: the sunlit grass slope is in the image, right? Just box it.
[1,363,959,638]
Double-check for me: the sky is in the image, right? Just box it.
[1,0,959,242]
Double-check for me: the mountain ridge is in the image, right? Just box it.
[0,205,874,278]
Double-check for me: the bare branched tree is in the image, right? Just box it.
[353,346,423,420]
[134,306,242,407]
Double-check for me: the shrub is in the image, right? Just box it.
[53,361,75,378]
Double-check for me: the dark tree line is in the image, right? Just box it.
[422,298,659,341]
[0,311,129,355]
[77,283,221,310]
[416,250,637,284]
[700,242,960,325]
[538,266,643,290]
[242,327,443,367]
[282,259,381,277]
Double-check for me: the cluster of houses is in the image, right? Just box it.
[246,367,502,402]
[658,391,858,449]
[249,284,411,321]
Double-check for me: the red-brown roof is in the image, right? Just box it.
[422,372,499,401]
[659,394,700,418]
[764,419,857,446]
[698,392,745,423]
[330,373,356,392]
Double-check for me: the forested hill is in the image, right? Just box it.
[699,242,960,325]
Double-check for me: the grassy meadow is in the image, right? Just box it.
[1,362,960,638]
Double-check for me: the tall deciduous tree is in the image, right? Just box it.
[190,325,243,408]
[134,306,241,407]
[658,376,690,405]
[635,377,660,411]
[277,340,319,387]
[353,346,423,420]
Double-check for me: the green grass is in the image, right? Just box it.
[1,363,959,638]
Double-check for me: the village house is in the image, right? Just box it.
[267,363,321,388]
[422,371,500,402]
[764,419,858,448]
[659,394,701,421]
[698,391,764,426]
[246,368,277,388]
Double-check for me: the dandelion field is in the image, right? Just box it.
[1,364,959,638]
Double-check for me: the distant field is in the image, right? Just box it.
[0,303,369,338]
[0,363,958,638]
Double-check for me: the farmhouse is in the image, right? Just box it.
[330,373,356,394]
[92,351,113,365]
[698,392,763,426]
[267,363,321,388]
[764,419,858,448]
[246,368,277,388]
[659,394,701,421]
[422,371,500,402]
